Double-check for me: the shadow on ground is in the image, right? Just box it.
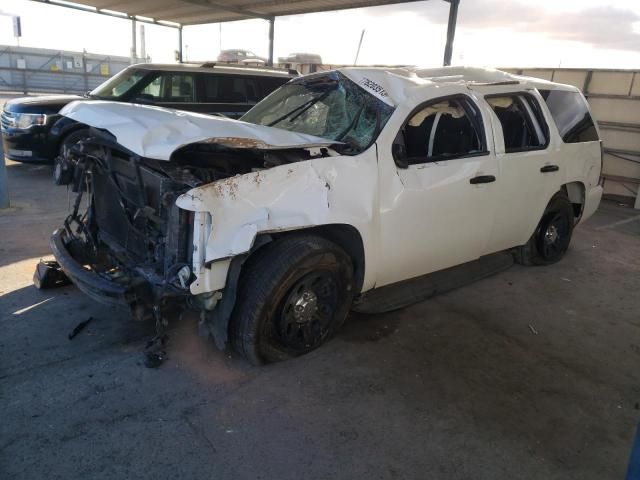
[1,160,639,479]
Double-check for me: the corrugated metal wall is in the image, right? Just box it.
[0,45,132,95]
[506,68,640,208]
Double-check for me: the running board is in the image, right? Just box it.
[352,252,514,314]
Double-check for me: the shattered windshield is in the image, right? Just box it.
[241,71,394,154]
[90,67,149,100]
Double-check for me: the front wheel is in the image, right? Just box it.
[230,235,354,365]
[53,129,88,186]
[514,191,574,266]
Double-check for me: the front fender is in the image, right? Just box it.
[177,162,333,295]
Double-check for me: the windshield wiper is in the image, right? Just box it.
[267,88,334,127]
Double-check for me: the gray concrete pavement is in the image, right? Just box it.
[1,159,639,480]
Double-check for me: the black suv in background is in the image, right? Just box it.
[1,63,293,164]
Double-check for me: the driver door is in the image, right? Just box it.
[375,92,500,287]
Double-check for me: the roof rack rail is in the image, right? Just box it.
[201,62,216,68]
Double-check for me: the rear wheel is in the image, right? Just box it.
[514,192,574,266]
[230,235,354,365]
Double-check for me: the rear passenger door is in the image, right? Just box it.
[478,88,561,252]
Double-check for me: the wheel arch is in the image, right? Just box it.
[561,181,586,221]
[257,223,366,295]
[51,118,89,155]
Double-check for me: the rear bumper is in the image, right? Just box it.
[50,228,129,306]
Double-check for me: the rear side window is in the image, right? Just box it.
[202,75,248,103]
[486,94,548,153]
[401,96,486,163]
[539,89,599,143]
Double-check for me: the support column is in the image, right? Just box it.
[443,0,459,66]
[130,18,137,64]
[178,26,183,63]
[0,138,9,209]
[267,17,275,67]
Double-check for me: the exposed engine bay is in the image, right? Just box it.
[55,127,327,321]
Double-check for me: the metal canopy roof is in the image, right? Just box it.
[29,0,459,66]
[49,0,431,25]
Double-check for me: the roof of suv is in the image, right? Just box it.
[335,66,578,107]
[132,62,293,78]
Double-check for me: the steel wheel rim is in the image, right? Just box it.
[276,271,338,351]
[541,212,570,259]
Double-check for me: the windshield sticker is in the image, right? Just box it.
[358,77,389,99]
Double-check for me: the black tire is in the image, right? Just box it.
[230,235,355,365]
[514,191,574,266]
[54,130,88,185]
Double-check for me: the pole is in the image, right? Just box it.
[178,26,183,63]
[354,29,366,65]
[267,17,275,67]
[443,0,460,66]
[0,138,9,209]
[130,18,137,64]
[140,24,146,61]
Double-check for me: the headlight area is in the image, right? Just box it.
[13,112,47,129]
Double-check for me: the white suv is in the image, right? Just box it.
[51,67,603,364]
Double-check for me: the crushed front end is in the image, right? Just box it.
[51,130,201,320]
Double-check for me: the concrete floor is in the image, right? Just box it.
[1,158,639,480]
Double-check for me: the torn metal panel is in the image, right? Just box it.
[59,100,339,161]
[176,148,380,296]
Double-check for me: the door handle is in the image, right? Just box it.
[540,165,559,173]
[470,175,496,184]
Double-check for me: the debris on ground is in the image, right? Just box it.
[33,260,71,289]
[68,317,94,340]
[144,334,169,368]
[528,324,539,335]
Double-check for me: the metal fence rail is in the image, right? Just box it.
[0,45,131,94]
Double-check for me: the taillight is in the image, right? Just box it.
[599,140,604,183]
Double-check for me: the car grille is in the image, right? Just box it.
[0,110,16,130]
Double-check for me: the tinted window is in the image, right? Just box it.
[486,94,547,152]
[402,97,485,163]
[202,75,250,103]
[539,89,599,143]
[260,77,290,97]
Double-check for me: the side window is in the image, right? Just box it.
[201,75,248,103]
[164,74,195,102]
[143,73,195,102]
[539,89,599,143]
[486,94,547,152]
[401,97,485,163]
[244,78,261,103]
[140,75,162,99]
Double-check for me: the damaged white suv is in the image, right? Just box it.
[51,67,603,364]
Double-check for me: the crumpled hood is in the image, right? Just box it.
[60,100,339,161]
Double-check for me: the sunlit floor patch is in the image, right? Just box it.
[13,297,53,315]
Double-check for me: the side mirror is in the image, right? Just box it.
[392,143,409,169]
